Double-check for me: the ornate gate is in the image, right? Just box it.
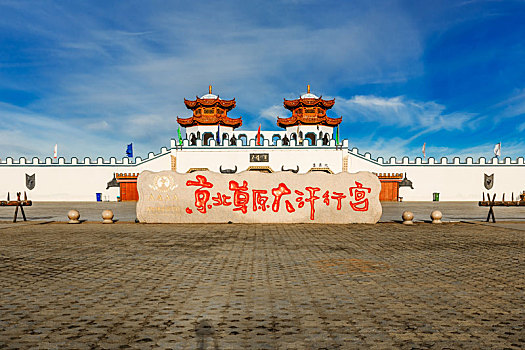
[116,173,139,201]
[375,173,403,201]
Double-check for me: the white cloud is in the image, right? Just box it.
[496,89,525,120]
[0,102,142,159]
[85,120,110,131]
[1,2,425,112]
[427,141,525,160]
[349,134,525,160]
[347,96,405,109]
[256,104,288,129]
[334,95,477,133]
[2,1,521,161]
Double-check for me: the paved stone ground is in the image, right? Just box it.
[0,222,523,349]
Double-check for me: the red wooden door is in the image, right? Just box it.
[379,181,399,202]
[120,182,139,201]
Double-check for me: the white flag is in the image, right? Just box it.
[493,142,501,157]
[53,144,58,158]
[422,142,426,159]
[297,125,303,143]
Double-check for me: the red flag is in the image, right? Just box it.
[256,124,261,145]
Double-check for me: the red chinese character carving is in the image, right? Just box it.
[186,175,213,213]
[229,180,250,214]
[331,192,347,210]
[323,190,330,206]
[304,187,320,220]
[294,190,305,208]
[252,190,269,211]
[211,192,232,206]
[271,183,295,213]
[349,181,371,211]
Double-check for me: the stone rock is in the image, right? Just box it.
[102,209,114,224]
[67,209,80,224]
[431,210,443,224]
[136,170,382,224]
[402,211,414,225]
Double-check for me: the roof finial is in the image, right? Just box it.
[209,85,212,94]
[307,84,310,94]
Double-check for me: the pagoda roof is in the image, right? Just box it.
[184,97,236,111]
[177,115,242,129]
[283,96,335,111]
[277,115,342,128]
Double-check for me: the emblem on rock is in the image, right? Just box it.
[148,175,177,192]
[25,173,35,190]
[484,173,494,190]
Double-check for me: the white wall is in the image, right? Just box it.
[0,149,171,201]
[347,149,525,201]
[173,138,347,174]
[1,138,523,202]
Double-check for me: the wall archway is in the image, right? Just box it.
[305,132,316,145]
[203,132,214,145]
[238,134,248,146]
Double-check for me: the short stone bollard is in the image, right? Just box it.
[102,209,114,224]
[402,211,414,225]
[431,210,443,224]
[68,209,80,224]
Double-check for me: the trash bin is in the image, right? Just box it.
[433,193,439,202]
[96,193,102,202]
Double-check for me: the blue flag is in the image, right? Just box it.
[126,143,133,158]
[216,124,221,144]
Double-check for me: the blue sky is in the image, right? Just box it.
[0,0,524,160]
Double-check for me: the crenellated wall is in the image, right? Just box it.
[1,137,523,202]
[0,147,172,166]
[172,138,348,174]
[172,130,334,147]
[346,148,525,201]
[170,137,345,148]
[0,138,348,201]
[0,148,171,201]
